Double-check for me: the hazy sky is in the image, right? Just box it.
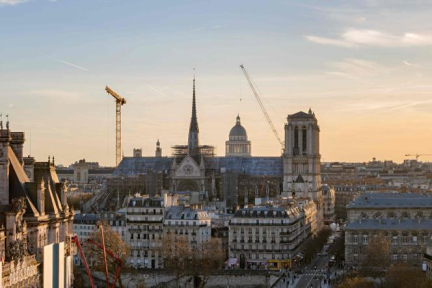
[2,0,432,166]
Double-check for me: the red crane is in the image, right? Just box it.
[72,225,124,288]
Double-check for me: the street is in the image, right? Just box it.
[291,253,330,288]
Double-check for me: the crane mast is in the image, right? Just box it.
[105,86,127,166]
[240,64,283,148]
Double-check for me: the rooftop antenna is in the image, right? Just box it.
[0,113,3,130]
[5,114,9,130]
[30,130,32,156]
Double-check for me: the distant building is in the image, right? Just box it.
[164,206,211,249]
[133,148,142,158]
[333,185,363,221]
[73,211,126,266]
[345,193,432,268]
[56,159,114,184]
[225,115,251,157]
[322,185,335,223]
[125,195,166,269]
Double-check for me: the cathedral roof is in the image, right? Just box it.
[114,156,283,177]
[229,115,247,137]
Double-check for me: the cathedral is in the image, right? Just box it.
[0,119,74,287]
[113,77,326,221]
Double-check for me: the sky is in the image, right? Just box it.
[2,0,432,166]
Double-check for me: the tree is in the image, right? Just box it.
[190,238,226,288]
[385,262,432,288]
[303,227,332,262]
[337,277,374,288]
[360,236,390,285]
[332,232,345,263]
[157,233,192,288]
[84,222,130,288]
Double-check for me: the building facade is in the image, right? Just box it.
[345,193,432,268]
[0,123,74,287]
[228,204,315,270]
[322,185,335,224]
[282,110,324,228]
[125,196,165,269]
[164,206,211,249]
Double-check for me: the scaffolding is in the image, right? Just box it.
[171,145,216,160]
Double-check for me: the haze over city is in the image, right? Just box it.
[2,0,432,166]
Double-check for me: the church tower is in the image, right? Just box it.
[282,109,323,228]
[188,76,199,155]
[282,109,322,200]
[155,139,162,157]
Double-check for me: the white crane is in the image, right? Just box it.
[240,64,284,150]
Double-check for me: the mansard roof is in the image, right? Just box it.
[165,206,210,220]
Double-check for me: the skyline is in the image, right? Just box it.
[2,0,432,165]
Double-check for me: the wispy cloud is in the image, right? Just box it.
[305,35,355,48]
[145,84,171,99]
[358,100,432,118]
[0,0,27,5]
[49,56,88,71]
[403,60,420,67]
[326,58,388,79]
[305,29,432,48]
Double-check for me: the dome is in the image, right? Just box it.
[229,115,248,138]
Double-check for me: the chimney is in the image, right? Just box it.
[10,132,25,166]
[0,128,11,205]
[37,178,46,215]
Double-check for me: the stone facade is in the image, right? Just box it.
[164,206,211,249]
[125,196,165,269]
[0,124,74,287]
[282,110,324,229]
[345,193,432,268]
[322,185,335,224]
[228,202,316,270]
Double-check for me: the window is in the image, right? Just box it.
[302,126,307,154]
[353,235,359,243]
[362,234,368,244]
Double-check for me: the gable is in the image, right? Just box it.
[175,156,201,177]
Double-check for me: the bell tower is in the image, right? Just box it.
[282,109,322,200]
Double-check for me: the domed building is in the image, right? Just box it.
[225,115,251,157]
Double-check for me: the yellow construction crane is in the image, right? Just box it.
[405,154,432,161]
[105,86,127,166]
[240,64,284,151]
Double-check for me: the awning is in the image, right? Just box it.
[226,258,239,266]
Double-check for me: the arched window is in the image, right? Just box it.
[302,126,307,154]
[293,126,299,155]
[401,212,410,219]
[373,212,382,219]
[360,212,368,220]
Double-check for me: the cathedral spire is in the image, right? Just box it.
[189,74,199,133]
[188,73,200,155]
